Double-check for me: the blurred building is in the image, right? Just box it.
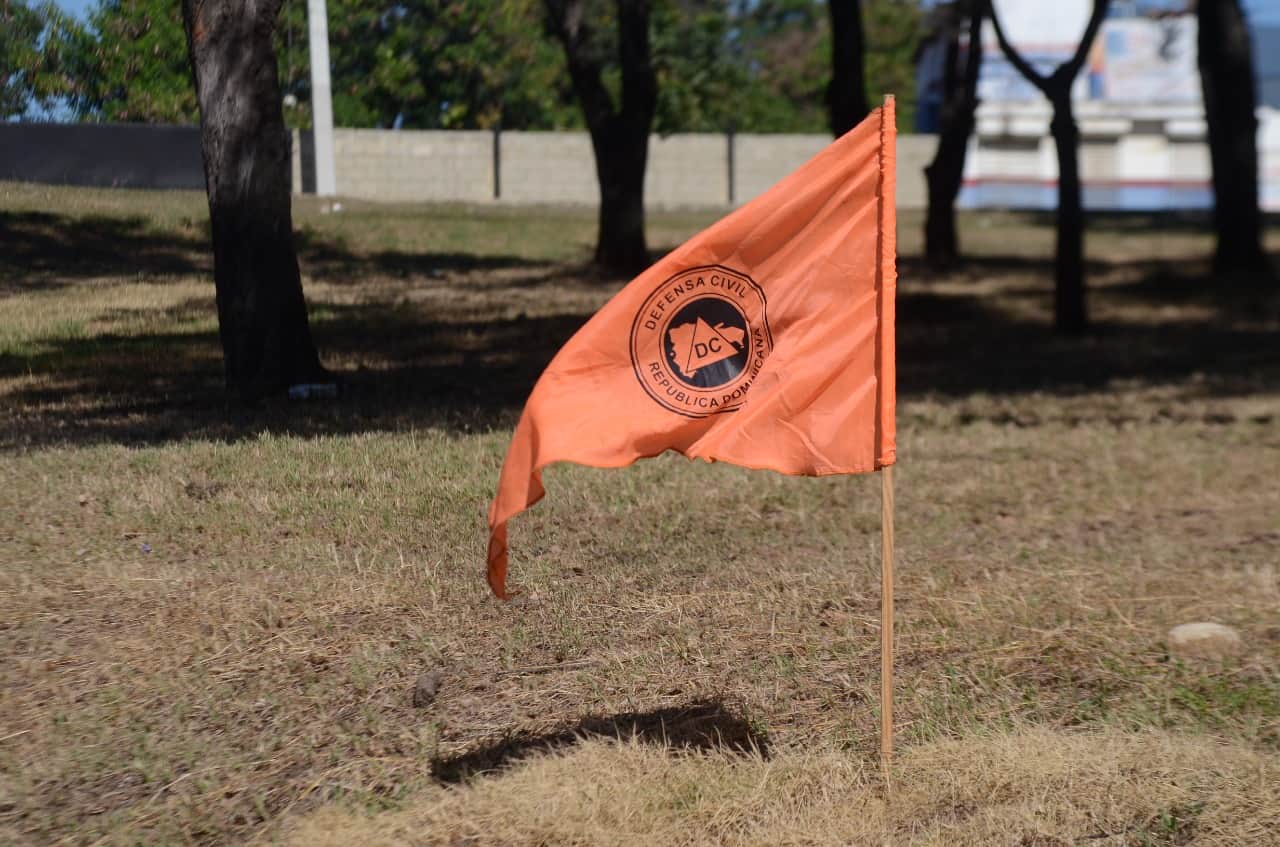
[919,0,1280,211]
[1257,23,1280,108]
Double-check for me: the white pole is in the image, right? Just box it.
[306,0,336,197]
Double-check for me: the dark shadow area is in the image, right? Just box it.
[0,210,552,295]
[894,256,1280,402]
[994,208,1280,234]
[2,208,1278,449]
[430,699,768,784]
[293,227,557,282]
[0,211,210,291]
[1024,208,1214,233]
[0,303,592,448]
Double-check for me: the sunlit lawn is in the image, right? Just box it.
[1,181,1278,845]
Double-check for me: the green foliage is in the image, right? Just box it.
[651,0,923,135]
[26,0,923,132]
[0,0,85,119]
[277,0,580,129]
[72,0,198,123]
[0,0,45,118]
[862,0,922,130]
[652,4,743,132]
[730,0,829,132]
[4,0,198,123]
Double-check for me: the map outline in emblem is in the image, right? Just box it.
[663,295,751,387]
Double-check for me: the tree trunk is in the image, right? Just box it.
[547,0,656,275]
[988,0,1109,332]
[827,0,869,137]
[181,0,324,401]
[924,4,982,268]
[592,122,650,270]
[1050,88,1086,333]
[1198,0,1268,274]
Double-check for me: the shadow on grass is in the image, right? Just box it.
[895,264,1280,401]
[0,303,593,447]
[2,208,1278,449]
[0,210,553,294]
[430,699,768,785]
[1013,208,1280,234]
[0,210,209,290]
[293,226,559,283]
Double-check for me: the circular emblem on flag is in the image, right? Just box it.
[629,265,772,418]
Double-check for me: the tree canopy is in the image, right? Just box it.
[9,0,923,132]
[69,0,197,122]
[1,0,84,119]
[276,0,580,129]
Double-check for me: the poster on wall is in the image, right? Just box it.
[976,13,1199,105]
[1100,17,1199,103]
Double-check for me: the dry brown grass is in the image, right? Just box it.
[1,181,1278,845]
[279,728,1279,846]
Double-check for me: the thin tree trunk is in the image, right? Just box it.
[827,0,869,137]
[924,3,982,268]
[1198,0,1268,274]
[989,0,1108,333]
[182,0,324,400]
[547,0,656,274]
[1051,89,1086,332]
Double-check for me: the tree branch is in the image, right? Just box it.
[616,0,655,127]
[961,2,984,112]
[1063,0,1111,81]
[986,0,1048,95]
[544,0,617,133]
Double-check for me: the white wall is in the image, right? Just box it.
[962,102,1280,210]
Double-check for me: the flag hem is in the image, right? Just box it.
[874,94,898,469]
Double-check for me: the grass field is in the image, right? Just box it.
[1,181,1278,845]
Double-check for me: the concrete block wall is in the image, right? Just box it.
[288,116,1280,213]
[336,129,493,203]
[499,131,597,205]
[295,128,937,210]
[10,119,1279,213]
[645,133,730,208]
[894,135,935,209]
[733,134,829,204]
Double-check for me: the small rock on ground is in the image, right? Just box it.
[412,669,444,707]
[1167,622,1245,660]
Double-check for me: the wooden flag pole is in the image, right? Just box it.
[880,464,895,763]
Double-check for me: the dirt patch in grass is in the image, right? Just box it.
[0,181,1277,844]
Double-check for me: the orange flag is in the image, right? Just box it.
[487,98,897,599]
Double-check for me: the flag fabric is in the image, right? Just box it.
[486,97,898,599]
